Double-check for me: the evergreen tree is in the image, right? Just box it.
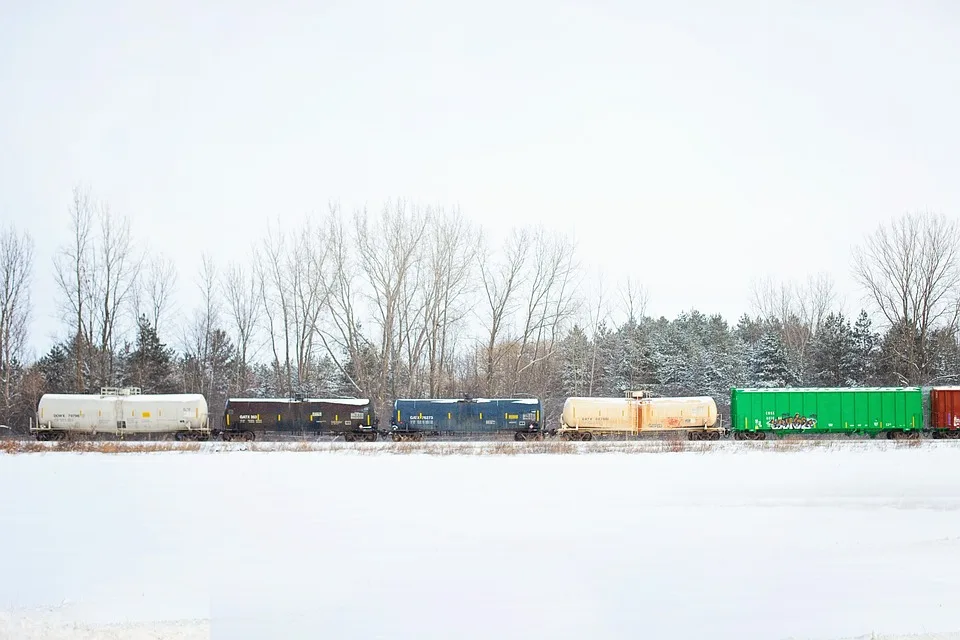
[36,343,72,393]
[751,329,791,387]
[649,311,742,399]
[651,316,694,395]
[877,320,921,385]
[734,314,765,347]
[607,319,655,396]
[809,312,857,386]
[851,310,880,385]
[308,355,352,397]
[591,321,621,395]
[123,315,177,393]
[558,324,592,396]
[206,328,237,408]
[928,328,960,384]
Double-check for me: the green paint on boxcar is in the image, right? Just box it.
[729,387,924,435]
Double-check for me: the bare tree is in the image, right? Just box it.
[618,276,649,325]
[89,202,141,385]
[750,272,836,383]
[395,216,432,396]
[424,208,476,396]
[295,221,330,391]
[222,260,261,394]
[587,270,608,395]
[510,227,579,393]
[53,186,94,391]
[318,205,373,396]
[477,227,528,394]
[183,253,220,397]
[132,254,178,338]
[750,276,792,325]
[256,222,291,394]
[853,211,960,383]
[0,225,34,421]
[256,217,329,395]
[355,201,429,406]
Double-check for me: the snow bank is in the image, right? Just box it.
[1,445,960,639]
[0,606,208,639]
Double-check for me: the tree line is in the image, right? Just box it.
[1,187,958,431]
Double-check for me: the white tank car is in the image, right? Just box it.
[559,393,720,440]
[33,387,209,439]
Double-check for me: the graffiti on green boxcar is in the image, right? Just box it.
[758,413,818,430]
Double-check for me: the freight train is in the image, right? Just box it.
[25,385,960,442]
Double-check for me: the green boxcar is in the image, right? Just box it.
[729,387,924,437]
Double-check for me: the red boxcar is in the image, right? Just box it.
[930,387,960,436]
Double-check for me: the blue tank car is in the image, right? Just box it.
[390,396,544,441]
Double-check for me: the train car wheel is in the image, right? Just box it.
[581,432,593,441]
[515,432,527,441]
[242,431,255,442]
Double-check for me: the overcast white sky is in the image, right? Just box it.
[2,0,959,357]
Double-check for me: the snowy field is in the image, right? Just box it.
[2,442,960,639]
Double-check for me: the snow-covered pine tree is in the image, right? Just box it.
[851,310,880,386]
[35,343,72,394]
[929,328,960,384]
[557,324,592,397]
[751,329,791,387]
[123,315,177,393]
[809,312,857,386]
[702,314,748,400]
[651,317,693,395]
[734,314,766,347]
[591,321,622,396]
[312,355,352,397]
[606,319,656,396]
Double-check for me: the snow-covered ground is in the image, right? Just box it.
[2,443,960,639]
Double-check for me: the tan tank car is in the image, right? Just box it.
[558,391,722,440]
